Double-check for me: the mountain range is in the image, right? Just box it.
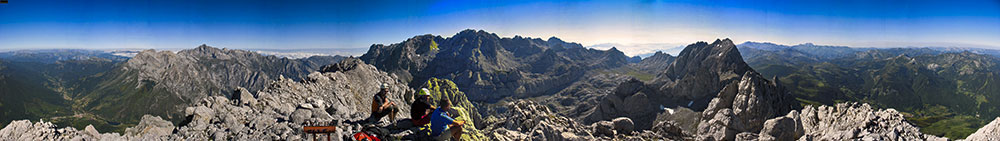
[739,41,1000,138]
[0,46,344,132]
[2,30,1000,140]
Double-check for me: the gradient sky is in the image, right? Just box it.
[1,0,999,55]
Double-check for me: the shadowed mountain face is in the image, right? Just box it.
[655,39,753,109]
[361,29,630,102]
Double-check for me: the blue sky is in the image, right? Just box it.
[1,0,998,55]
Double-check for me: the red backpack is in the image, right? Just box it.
[352,131,381,141]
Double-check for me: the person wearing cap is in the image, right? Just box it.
[411,88,435,127]
[370,83,398,122]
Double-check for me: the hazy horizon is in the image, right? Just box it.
[1,0,999,56]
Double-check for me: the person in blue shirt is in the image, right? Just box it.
[429,98,465,141]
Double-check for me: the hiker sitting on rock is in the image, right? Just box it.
[411,88,435,127]
[370,83,398,122]
[429,99,465,141]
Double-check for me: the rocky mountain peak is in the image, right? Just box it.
[656,38,752,108]
[545,36,583,49]
[586,39,758,130]
[608,47,621,53]
[632,51,677,73]
[653,51,669,56]
[452,29,499,40]
[547,36,563,43]
[662,38,747,80]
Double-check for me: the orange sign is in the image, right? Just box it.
[303,126,337,133]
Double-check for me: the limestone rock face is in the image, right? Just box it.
[542,73,634,120]
[482,100,687,141]
[0,120,126,140]
[690,74,945,141]
[124,115,175,139]
[965,117,1000,141]
[482,100,597,141]
[585,78,658,128]
[656,38,752,109]
[794,103,947,141]
[696,71,795,140]
[758,115,797,141]
[586,39,758,130]
[654,106,700,134]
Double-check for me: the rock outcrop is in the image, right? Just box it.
[965,117,1000,140]
[541,73,634,120]
[696,71,795,140]
[482,100,597,140]
[695,100,947,141]
[0,120,127,140]
[791,103,946,140]
[482,100,686,141]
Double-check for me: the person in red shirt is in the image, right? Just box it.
[410,88,435,127]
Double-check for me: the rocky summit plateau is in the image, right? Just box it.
[3,30,1000,141]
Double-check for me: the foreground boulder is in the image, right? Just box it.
[612,117,634,134]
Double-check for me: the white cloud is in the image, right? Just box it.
[585,42,686,57]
